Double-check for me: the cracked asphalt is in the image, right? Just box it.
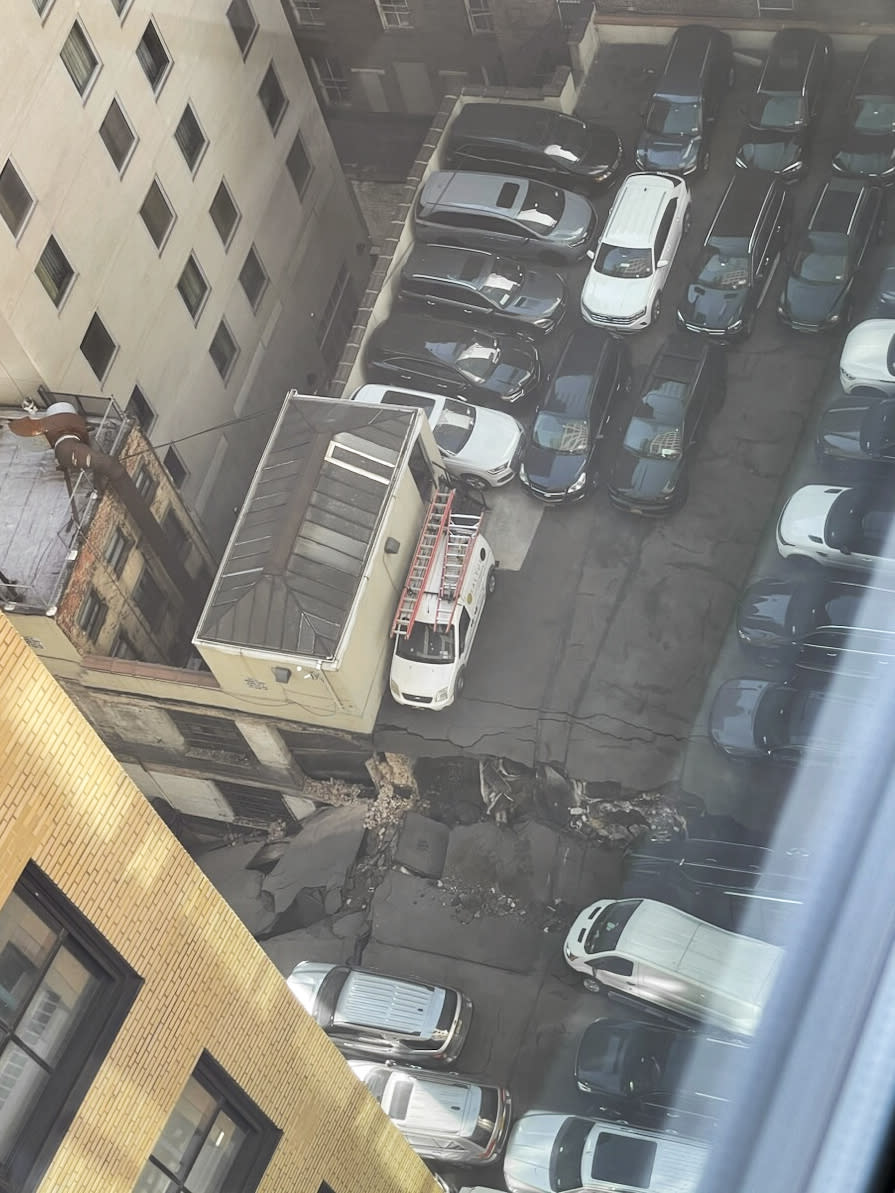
[374,42,871,805]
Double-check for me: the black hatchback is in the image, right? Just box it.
[519,327,630,502]
[832,35,895,183]
[444,102,624,194]
[364,312,540,405]
[735,27,832,180]
[636,24,735,176]
[609,334,725,515]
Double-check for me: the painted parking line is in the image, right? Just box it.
[482,484,544,572]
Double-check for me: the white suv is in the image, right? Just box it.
[581,171,691,330]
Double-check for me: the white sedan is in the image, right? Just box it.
[777,484,895,572]
[840,319,895,396]
[351,383,523,487]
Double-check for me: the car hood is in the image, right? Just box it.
[505,1114,570,1193]
[637,131,701,171]
[390,654,452,700]
[580,127,624,174]
[484,341,539,399]
[554,193,598,246]
[709,679,772,755]
[680,283,747,331]
[778,485,841,547]
[841,319,895,378]
[523,440,587,492]
[582,270,653,320]
[509,268,566,320]
[817,400,870,459]
[834,130,895,176]
[462,408,523,469]
[737,580,798,646]
[737,126,804,172]
[609,448,680,500]
[781,276,846,325]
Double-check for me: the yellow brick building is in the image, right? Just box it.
[0,614,436,1193]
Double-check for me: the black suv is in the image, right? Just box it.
[636,25,735,176]
[817,388,895,470]
[519,327,630,502]
[832,35,895,182]
[778,180,885,332]
[398,243,566,336]
[735,27,832,180]
[677,172,791,339]
[444,102,624,193]
[364,312,540,405]
[609,334,725,515]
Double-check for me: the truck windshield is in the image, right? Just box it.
[395,623,456,663]
[585,899,642,955]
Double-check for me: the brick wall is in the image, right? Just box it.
[0,615,435,1193]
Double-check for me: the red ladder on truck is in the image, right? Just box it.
[391,487,455,638]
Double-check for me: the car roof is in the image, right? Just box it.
[856,34,895,97]
[658,25,723,94]
[555,327,614,378]
[403,243,491,284]
[760,27,826,93]
[369,310,478,349]
[709,172,779,243]
[810,179,865,235]
[448,101,571,148]
[419,169,534,219]
[603,173,681,247]
[648,332,709,388]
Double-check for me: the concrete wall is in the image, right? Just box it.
[0,615,435,1193]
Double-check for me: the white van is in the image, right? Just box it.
[563,898,783,1038]
[389,496,496,710]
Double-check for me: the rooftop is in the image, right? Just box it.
[195,395,417,661]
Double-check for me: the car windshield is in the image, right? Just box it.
[551,1118,593,1192]
[646,99,701,135]
[749,92,807,129]
[584,899,642,954]
[696,246,750,288]
[532,412,589,454]
[623,417,683,459]
[432,398,476,454]
[395,622,456,663]
[852,97,895,132]
[753,687,799,751]
[596,242,653,279]
[861,400,895,455]
[792,236,848,283]
[479,260,524,306]
[516,181,564,233]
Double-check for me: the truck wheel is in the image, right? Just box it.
[455,668,466,697]
[486,566,497,595]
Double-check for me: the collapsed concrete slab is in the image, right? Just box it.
[262,805,368,913]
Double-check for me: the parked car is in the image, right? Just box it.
[832,35,895,182]
[519,327,630,503]
[351,384,524,488]
[574,1017,747,1133]
[777,179,885,332]
[608,334,725,515]
[736,575,894,664]
[709,678,871,764]
[816,387,895,470]
[635,24,735,176]
[287,962,472,1065]
[777,483,895,572]
[853,245,895,323]
[445,102,624,193]
[503,1112,708,1193]
[677,171,790,339]
[398,244,566,336]
[364,313,540,405]
[735,27,833,180]
[581,172,691,330]
[840,319,895,395]
[414,170,597,263]
[347,1061,511,1165]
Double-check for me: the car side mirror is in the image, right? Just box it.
[658,259,670,269]
[586,249,595,260]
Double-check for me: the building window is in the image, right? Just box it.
[104,527,132,577]
[110,631,139,659]
[80,314,116,382]
[126,385,155,431]
[109,0,131,15]
[134,568,164,631]
[226,0,258,58]
[317,263,358,371]
[133,1053,280,1193]
[32,0,54,19]
[286,132,311,198]
[290,0,324,24]
[375,0,412,29]
[174,104,207,174]
[35,237,75,308]
[163,449,187,491]
[311,56,349,106]
[465,0,494,32]
[239,245,267,311]
[136,20,172,93]
[139,179,175,250]
[77,588,107,640]
[258,64,288,132]
[134,464,157,503]
[209,181,240,247]
[60,21,100,96]
[0,161,33,239]
[209,321,238,382]
[99,98,137,173]
[162,508,190,558]
[169,711,248,755]
[0,865,140,1193]
[177,254,209,322]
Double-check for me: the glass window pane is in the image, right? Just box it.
[0,893,56,1024]
[153,1076,217,1175]
[0,1041,50,1160]
[185,1110,246,1193]
[17,946,98,1065]
[132,1163,178,1193]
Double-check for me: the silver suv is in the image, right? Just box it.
[414,170,597,263]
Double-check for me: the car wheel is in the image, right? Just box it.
[682,208,692,235]
[461,473,488,490]
[583,977,604,995]
[699,147,711,175]
[651,292,662,323]
[455,667,466,697]
[486,566,497,595]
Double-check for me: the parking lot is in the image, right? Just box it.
[374,40,879,850]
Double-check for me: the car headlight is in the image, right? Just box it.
[629,307,648,321]
[519,462,529,483]
[826,313,841,325]
[567,471,588,495]
[841,369,856,383]
[533,315,554,329]
[435,686,450,702]
[504,387,525,402]
[390,680,401,697]
[728,318,743,332]
[781,160,802,174]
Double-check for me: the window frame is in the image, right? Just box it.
[258,62,289,133]
[239,244,268,312]
[374,0,413,30]
[226,0,259,59]
[110,630,139,659]
[162,448,188,492]
[31,0,56,23]
[286,131,312,198]
[209,320,239,383]
[291,0,324,25]
[35,236,76,310]
[139,178,176,252]
[0,160,34,241]
[79,313,117,383]
[126,385,155,432]
[464,0,495,34]
[310,56,350,106]
[134,464,158,504]
[77,588,108,640]
[176,253,210,323]
[133,567,165,632]
[59,19,101,99]
[209,180,240,248]
[98,97,138,175]
[174,103,208,176]
[135,18,173,96]
[104,527,133,577]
